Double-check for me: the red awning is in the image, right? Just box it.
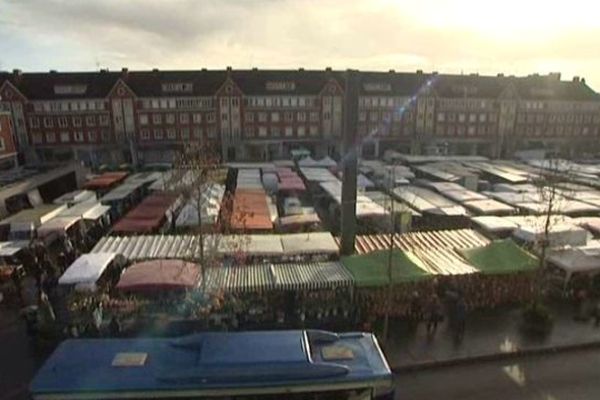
[83,172,129,189]
[230,189,273,231]
[116,259,200,292]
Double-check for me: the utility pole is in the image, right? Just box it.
[340,70,360,256]
[383,166,396,343]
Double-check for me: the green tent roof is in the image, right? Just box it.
[342,249,430,287]
[458,239,538,275]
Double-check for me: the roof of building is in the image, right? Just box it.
[5,69,597,101]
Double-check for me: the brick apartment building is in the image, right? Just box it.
[0,109,19,169]
[0,68,599,166]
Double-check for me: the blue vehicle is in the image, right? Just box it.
[30,330,394,399]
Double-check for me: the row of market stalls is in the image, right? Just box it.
[53,228,542,331]
[91,232,340,262]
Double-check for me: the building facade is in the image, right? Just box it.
[0,110,19,169]
[1,68,599,166]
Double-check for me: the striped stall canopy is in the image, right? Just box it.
[345,229,489,255]
[203,262,353,293]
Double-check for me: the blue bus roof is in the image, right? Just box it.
[30,330,392,398]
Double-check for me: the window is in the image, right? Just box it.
[88,131,97,142]
[479,113,486,123]
[192,113,202,123]
[139,114,149,125]
[179,113,189,124]
[271,112,280,122]
[284,112,293,122]
[43,117,54,128]
[140,129,150,140]
[285,126,293,137]
[193,127,203,139]
[221,97,229,107]
[358,111,367,122]
[221,113,229,122]
[59,131,69,142]
[32,132,43,144]
[297,112,306,122]
[154,129,164,139]
[297,126,306,137]
[101,130,110,142]
[258,126,268,137]
[207,126,217,138]
[309,125,318,136]
[469,114,477,123]
[458,113,466,123]
[437,113,445,122]
[245,113,254,123]
[369,112,378,122]
[99,115,110,126]
[167,128,176,139]
[246,126,255,137]
[86,116,96,127]
[271,126,281,137]
[180,128,190,139]
[166,113,175,124]
[71,116,81,127]
[29,117,40,128]
[160,99,168,109]
[74,131,84,142]
[153,114,162,124]
[231,98,239,107]
[56,117,67,128]
[207,113,216,123]
[323,111,331,120]
[310,112,320,122]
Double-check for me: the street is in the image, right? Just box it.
[395,349,600,400]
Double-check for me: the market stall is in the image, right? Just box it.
[58,252,124,292]
[116,259,200,293]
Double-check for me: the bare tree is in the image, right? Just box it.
[532,158,574,271]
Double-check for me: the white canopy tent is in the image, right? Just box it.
[58,252,121,291]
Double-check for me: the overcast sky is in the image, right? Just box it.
[2,0,600,89]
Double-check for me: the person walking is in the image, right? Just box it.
[426,295,443,335]
[410,291,423,324]
[454,297,467,342]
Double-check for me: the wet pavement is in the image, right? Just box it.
[395,348,600,400]
[0,306,55,400]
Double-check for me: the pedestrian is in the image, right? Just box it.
[410,291,423,323]
[426,295,443,335]
[454,297,467,342]
[109,316,121,337]
[593,300,600,328]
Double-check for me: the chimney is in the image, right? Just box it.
[497,73,504,77]
[432,71,438,75]
[252,67,258,71]
[121,67,128,74]
[416,69,423,74]
[548,72,561,81]
[226,66,232,71]
[573,76,580,82]
[389,69,395,73]
[12,69,22,84]
[582,77,586,84]
[152,68,159,74]
[201,68,207,72]
[49,69,57,74]
[299,67,305,71]
[325,67,332,72]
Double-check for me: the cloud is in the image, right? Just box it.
[1,0,600,89]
